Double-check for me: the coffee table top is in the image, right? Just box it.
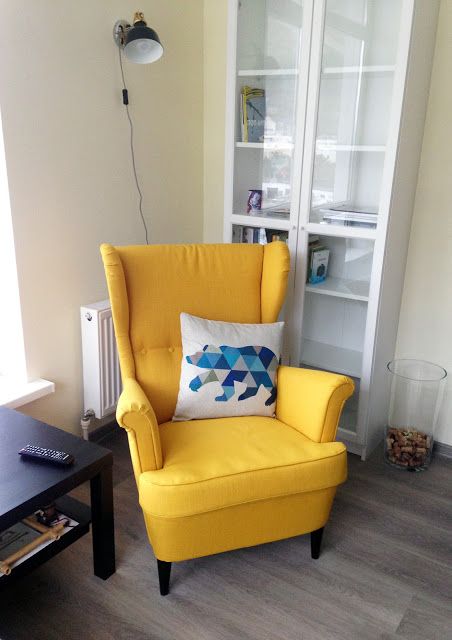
[0,407,112,530]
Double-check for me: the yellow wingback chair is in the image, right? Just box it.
[101,241,354,595]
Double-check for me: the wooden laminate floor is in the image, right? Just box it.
[0,427,451,640]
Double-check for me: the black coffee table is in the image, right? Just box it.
[0,407,115,587]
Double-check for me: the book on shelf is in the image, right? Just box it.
[244,227,267,244]
[307,236,329,284]
[240,227,288,245]
[240,86,266,143]
[320,204,378,228]
[232,226,244,243]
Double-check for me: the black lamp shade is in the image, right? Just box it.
[124,20,163,64]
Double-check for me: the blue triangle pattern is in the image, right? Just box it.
[186,343,278,403]
[258,347,275,369]
[243,355,258,370]
[221,346,240,367]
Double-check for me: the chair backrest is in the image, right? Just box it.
[101,242,290,424]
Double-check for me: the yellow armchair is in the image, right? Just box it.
[101,241,353,595]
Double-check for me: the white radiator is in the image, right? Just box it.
[80,300,121,419]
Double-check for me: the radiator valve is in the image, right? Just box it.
[80,409,95,440]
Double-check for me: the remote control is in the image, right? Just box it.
[18,445,74,466]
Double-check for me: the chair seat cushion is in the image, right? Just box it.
[139,416,347,518]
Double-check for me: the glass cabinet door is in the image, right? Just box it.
[301,234,375,373]
[310,0,403,228]
[231,0,306,233]
[298,0,404,435]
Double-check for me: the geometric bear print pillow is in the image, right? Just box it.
[173,313,284,421]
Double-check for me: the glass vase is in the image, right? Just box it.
[385,359,447,471]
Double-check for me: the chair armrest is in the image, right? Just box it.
[276,366,354,443]
[116,378,163,475]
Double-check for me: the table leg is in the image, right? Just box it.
[90,464,115,579]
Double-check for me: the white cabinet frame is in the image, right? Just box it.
[223,0,440,459]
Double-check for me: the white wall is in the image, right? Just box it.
[395,0,452,446]
[0,0,203,433]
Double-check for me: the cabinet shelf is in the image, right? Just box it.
[238,69,298,77]
[306,222,377,240]
[236,141,294,150]
[231,213,291,231]
[301,339,362,378]
[316,143,386,152]
[322,65,395,75]
[305,277,370,302]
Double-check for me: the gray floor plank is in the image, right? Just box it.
[395,594,452,639]
[0,429,450,640]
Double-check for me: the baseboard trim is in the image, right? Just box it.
[89,420,120,443]
[434,440,452,459]
[342,441,364,458]
[341,438,452,461]
[87,421,452,459]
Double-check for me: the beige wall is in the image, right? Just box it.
[395,0,452,446]
[0,0,203,433]
[203,0,228,243]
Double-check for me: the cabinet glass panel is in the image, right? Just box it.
[233,0,304,219]
[310,0,403,227]
[301,234,375,384]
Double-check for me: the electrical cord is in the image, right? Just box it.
[118,47,149,244]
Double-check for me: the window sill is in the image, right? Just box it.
[0,377,55,408]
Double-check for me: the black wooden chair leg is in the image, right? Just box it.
[310,527,324,559]
[157,559,172,595]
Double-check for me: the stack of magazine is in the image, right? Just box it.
[0,512,78,577]
[248,204,290,219]
[320,205,378,228]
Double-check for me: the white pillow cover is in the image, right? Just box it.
[173,313,284,421]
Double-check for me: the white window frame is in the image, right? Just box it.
[0,110,54,407]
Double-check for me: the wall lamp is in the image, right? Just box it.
[113,12,163,64]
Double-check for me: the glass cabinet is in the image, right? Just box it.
[223,0,440,458]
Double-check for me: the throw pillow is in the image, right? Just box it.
[173,313,284,421]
